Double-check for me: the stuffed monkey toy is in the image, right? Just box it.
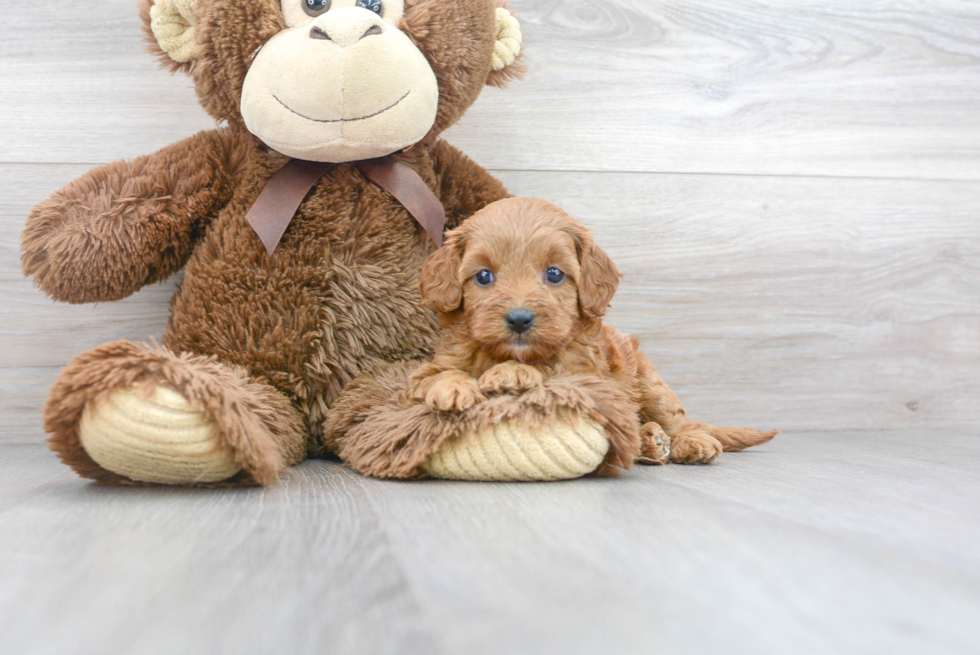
[22,0,528,485]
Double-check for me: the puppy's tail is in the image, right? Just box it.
[704,424,779,452]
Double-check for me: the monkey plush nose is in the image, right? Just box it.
[506,308,535,334]
[310,24,382,44]
[309,9,386,48]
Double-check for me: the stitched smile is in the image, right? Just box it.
[273,91,411,124]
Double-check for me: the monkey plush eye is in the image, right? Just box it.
[356,0,383,14]
[474,269,495,287]
[303,0,331,17]
[545,267,565,284]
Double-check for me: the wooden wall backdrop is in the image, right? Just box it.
[1,0,978,440]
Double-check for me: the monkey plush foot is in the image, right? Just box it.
[325,363,643,481]
[79,383,241,485]
[45,341,306,486]
[422,413,610,482]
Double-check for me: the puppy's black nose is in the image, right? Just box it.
[506,308,535,334]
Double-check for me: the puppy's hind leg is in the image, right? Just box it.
[634,353,776,464]
[638,421,671,465]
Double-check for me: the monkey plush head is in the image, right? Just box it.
[142,0,523,162]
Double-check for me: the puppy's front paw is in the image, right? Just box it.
[638,422,671,465]
[425,374,485,412]
[669,430,723,464]
[405,379,428,403]
[478,362,545,395]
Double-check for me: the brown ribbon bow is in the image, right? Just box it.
[246,156,446,255]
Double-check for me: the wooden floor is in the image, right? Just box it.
[1,431,978,655]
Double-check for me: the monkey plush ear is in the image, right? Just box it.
[419,232,466,313]
[141,0,200,73]
[486,5,526,88]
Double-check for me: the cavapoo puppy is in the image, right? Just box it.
[407,197,776,464]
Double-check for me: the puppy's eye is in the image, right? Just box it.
[356,0,383,14]
[474,269,495,286]
[303,0,332,17]
[546,267,566,284]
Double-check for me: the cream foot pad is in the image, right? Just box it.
[422,415,609,481]
[79,384,241,484]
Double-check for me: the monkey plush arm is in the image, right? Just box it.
[21,128,243,304]
[431,140,511,229]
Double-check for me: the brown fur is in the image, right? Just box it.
[323,362,642,478]
[408,198,778,465]
[23,0,523,485]
[45,340,306,486]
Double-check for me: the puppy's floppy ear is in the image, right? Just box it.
[570,227,622,319]
[419,230,466,312]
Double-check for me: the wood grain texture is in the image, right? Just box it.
[1,432,978,655]
[503,171,980,432]
[0,445,440,655]
[4,164,977,437]
[2,1,980,179]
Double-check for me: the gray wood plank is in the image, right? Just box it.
[0,368,64,440]
[0,445,441,655]
[2,1,980,179]
[503,170,980,433]
[1,431,978,655]
[4,164,977,438]
[353,431,980,655]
